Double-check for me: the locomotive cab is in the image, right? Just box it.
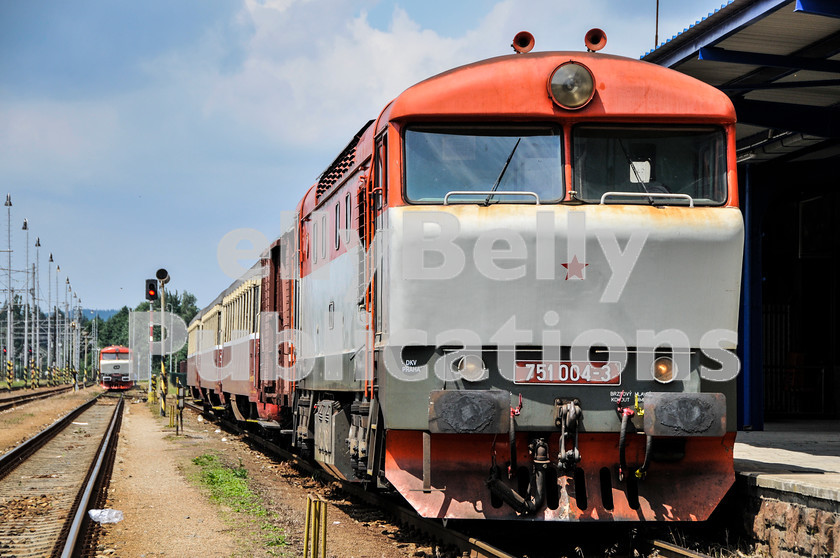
[365,34,742,521]
[100,346,133,391]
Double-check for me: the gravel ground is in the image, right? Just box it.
[0,385,102,454]
[95,396,438,558]
[95,397,238,557]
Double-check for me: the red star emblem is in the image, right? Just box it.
[561,255,588,280]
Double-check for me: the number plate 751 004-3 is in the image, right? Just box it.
[513,361,621,385]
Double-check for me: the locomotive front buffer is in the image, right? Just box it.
[404,386,733,521]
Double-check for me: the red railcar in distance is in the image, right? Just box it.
[100,346,133,391]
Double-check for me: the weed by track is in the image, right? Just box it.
[191,452,290,555]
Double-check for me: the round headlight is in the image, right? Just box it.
[652,356,676,384]
[548,62,595,110]
[453,355,487,382]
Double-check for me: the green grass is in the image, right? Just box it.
[2,412,34,425]
[193,454,260,514]
[0,380,27,390]
[191,453,288,553]
[261,521,288,551]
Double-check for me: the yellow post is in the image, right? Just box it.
[303,495,327,558]
[303,496,312,558]
[319,497,327,558]
[159,361,167,417]
[313,499,320,558]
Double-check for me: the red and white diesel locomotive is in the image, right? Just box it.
[100,345,134,391]
[188,31,743,522]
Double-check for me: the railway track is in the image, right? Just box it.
[0,394,123,557]
[186,401,516,558]
[0,385,76,412]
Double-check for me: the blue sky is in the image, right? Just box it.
[0,0,731,311]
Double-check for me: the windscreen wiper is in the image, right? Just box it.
[617,138,654,204]
[484,138,522,206]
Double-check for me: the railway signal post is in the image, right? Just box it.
[145,277,158,402]
[156,269,170,417]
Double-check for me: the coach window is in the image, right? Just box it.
[404,125,563,204]
[344,193,352,243]
[335,202,341,249]
[321,214,327,259]
[312,221,318,263]
[216,311,222,345]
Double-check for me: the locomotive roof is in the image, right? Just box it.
[385,51,736,123]
[297,49,735,217]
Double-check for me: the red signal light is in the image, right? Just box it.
[145,279,159,300]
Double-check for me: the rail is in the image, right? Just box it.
[0,384,75,412]
[648,538,714,558]
[0,392,100,480]
[0,394,122,558]
[60,396,124,557]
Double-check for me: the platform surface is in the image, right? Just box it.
[734,420,840,502]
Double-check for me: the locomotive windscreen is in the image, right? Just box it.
[404,125,563,203]
[572,125,728,205]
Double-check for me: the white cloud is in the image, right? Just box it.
[198,4,470,145]
[158,0,701,150]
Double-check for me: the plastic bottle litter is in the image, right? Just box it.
[88,509,124,524]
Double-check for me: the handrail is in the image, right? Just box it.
[443,191,541,205]
[599,191,694,207]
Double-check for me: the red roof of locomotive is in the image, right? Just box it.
[386,51,735,123]
[100,345,131,354]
